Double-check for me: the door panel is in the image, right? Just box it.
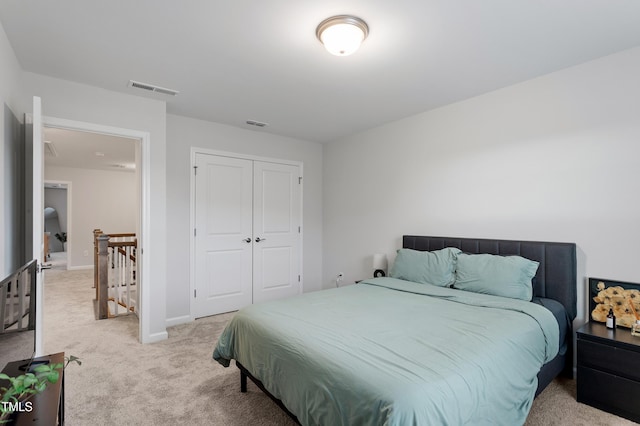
[204,249,246,296]
[194,154,252,317]
[206,164,247,234]
[260,246,292,290]
[253,162,301,303]
[261,169,293,233]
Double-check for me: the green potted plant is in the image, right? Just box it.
[0,356,80,423]
[54,232,67,252]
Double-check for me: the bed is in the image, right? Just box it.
[213,235,577,425]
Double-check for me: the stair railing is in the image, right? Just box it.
[94,230,137,320]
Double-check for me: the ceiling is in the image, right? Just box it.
[2,1,640,143]
[44,127,136,172]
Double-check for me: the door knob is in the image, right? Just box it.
[242,238,251,243]
[255,237,266,243]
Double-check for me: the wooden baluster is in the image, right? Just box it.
[119,246,124,313]
[125,245,131,313]
[131,244,136,313]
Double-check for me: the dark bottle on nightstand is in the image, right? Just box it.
[606,308,616,329]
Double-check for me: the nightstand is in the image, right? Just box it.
[576,322,640,422]
[0,352,65,425]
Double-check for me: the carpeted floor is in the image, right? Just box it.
[42,268,636,425]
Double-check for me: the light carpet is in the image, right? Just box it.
[42,269,636,425]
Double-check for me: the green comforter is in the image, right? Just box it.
[213,277,559,426]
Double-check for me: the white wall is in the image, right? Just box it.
[22,72,168,343]
[324,46,640,325]
[45,167,137,267]
[165,114,323,325]
[0,21,24,278]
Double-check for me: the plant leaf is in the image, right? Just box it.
[46,371,59,383]
[23,375,37,388]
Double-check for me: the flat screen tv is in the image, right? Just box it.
[0,260,37,370]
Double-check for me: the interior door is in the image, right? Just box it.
[252,161,301,304]
[194,154,253,317]
[27,96,45,356]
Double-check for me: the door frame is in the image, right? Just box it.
[42,115,151,344]
[188,148,304,323]
[43,180,72,269]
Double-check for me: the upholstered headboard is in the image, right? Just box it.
[402,235,577,320]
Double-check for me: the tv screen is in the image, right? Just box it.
[0,260,37,370]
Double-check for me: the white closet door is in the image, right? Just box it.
[194,154,253,317]
[252,161,301,304]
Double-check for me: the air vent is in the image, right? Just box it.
[128,80,179,96]
[246,120,268,128]
[111,163,136,170]
[44,140,58,157]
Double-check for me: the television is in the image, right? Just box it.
[0,260,37,371]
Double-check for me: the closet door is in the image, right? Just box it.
[194,154,253,318]
[252,161,301,304]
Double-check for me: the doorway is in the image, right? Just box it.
[40,115,150,343]
[43,181,70,271]
[43,127,138,270]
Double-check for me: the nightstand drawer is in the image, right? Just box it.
[577,366,640,423]
[578,339,640,382]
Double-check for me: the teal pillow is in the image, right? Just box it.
[390,247,461,287]
[454,253,539,301]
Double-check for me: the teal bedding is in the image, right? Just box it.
[213,277,559,426]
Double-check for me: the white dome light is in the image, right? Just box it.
[316,15,369,57]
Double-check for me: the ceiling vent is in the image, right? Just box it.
[246,120,268,128]
[44,140,58,157]
[128,80,179,96]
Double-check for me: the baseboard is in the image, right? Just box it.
[142,330,169,344]
[166,315,191,328]
[67,265,93,271]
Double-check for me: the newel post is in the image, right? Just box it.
[93,229,102,293]
[96,234,110,320]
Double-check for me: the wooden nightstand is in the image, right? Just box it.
[576,322,640,422]
[0,352,65,425]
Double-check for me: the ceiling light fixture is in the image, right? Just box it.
[316,15,369,56]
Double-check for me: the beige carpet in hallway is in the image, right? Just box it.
[42,268,636,425]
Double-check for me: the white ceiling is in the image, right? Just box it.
[2,1,640,143]
[44,127,136,172]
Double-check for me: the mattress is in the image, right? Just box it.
[213,277,559,426]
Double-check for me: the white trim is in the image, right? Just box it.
[67,265,93,271]
[189,149,196,322]
[43,180,72,270]
[144,330,169,344]
[189,148,304,321]
[191,147,303,167]
[41,115,155,344]
[165,315,191,328]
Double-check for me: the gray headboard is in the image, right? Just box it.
[402,235,577,320]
